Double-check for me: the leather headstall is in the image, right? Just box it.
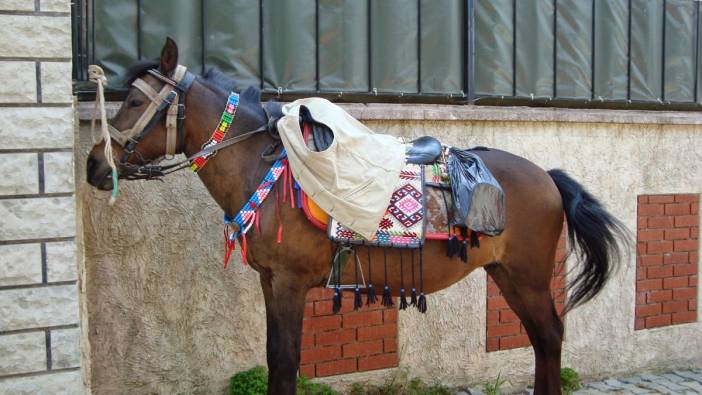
[110,65,195,179]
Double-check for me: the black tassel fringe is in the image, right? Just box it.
[417,292,427,313]
[410,287,417,306]
[366,284,377,305]
[354,287,362,310]
[382,285,393,307]
[470,231,480,248]
[332,287,342,314]
[399,288,408,310]
[447,235,459,257]
[459,240,468,262]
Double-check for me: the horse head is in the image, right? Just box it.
[86,37,276,191]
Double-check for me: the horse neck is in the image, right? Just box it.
[181,81,273,216]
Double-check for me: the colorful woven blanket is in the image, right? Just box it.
[327,163,425,248]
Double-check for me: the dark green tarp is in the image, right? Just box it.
[593,0,628,100]
[631,0,664,101]
[93,0,139,84]
[141,1,203,74]
[515,0,554,98]
[318,0,369,92]
[420,0,464,94]
[370,0,418,93]
[204,0,260,89]
[665,0,697,102]
[556,0,592,99]
[261,0,316,91]
[474,0,513,96]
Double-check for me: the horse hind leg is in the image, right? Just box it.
[485,262,564,395]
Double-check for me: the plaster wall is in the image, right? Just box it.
[77,118,701,393]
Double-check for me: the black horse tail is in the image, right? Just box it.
[548,169,630,313]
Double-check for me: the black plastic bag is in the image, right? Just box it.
[447,147,505,236]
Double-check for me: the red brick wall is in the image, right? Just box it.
[300,288,398,378]
[486,232,567,352]
[635,194,699,330]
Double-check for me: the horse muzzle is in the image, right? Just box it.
[86,154,116,191]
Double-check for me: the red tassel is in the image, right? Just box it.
[240,234,248,265]
[287,164,295,209]
[223,226,236,269]
[275,188,283,243]
[254,211,261,233]
[282,160,289,205]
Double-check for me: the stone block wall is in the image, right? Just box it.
[0,1,81,393]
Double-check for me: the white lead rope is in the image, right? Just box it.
[88,65,119,204]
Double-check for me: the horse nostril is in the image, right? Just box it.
[87,155,97,176]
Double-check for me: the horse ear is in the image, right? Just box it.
[159,37,178,76]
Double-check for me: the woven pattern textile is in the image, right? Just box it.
[328,164,425,248]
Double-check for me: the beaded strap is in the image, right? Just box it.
[190,92,239,172]
[222,149,288,267]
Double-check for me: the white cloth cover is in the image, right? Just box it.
[277,98,405,239]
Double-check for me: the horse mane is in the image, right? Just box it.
[122,60,242,94]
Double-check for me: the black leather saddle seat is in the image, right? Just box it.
[406,136,442,164]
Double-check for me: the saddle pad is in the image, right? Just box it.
[327,163,425,248]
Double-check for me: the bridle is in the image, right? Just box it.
[108,65,278,181]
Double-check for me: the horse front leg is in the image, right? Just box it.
[260,272,309,395]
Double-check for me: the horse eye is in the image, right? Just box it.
[129,99,144,107]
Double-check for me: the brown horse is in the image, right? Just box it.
[86,39,628,395]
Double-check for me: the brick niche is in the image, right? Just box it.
[300,288,398,378]
[486,231,567,352]
[636,194,699,330]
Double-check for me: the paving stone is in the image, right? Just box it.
[679,380,702,393]
[0,370,83,394]
[0,332,46,375]
[622,376,645,385]
[587,382,616,392]
[603,379,650,394]
[0,243,41,286]
[674,370,702,383]
[574,389,611,395]
[637,380,683,395]
[0,284,78,331]
[466,388,484,395]
[662,373,686,382]
[653,378,692,392]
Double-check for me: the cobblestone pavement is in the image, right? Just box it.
[574,369,702,395]
[455,369,702,394]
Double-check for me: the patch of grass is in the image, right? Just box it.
[228,366,337,395]
[482,373,508,395]
[560,367,581,395]
[348,368,451,395]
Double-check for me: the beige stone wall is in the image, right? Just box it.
[76,112,701,393]
[0,1,82,393]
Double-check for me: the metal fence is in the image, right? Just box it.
[72,0,702,110]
